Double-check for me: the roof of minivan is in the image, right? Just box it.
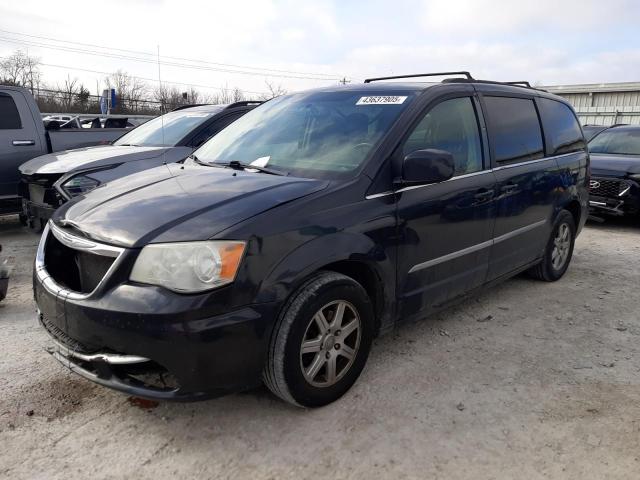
[305,81,568,101]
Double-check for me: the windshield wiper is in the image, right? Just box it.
[219,160,287,176]
[188,154,226,168]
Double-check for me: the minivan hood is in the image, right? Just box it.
[19,145,181,175]
[55,163,328,247]
[590,153,640,177]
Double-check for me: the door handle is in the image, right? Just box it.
[472,189,495,205]
[500,183,518,194]
[13,140,35,146]
[474,189,495,201]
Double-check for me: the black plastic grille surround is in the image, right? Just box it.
[39,311,95,353]
[44,231,115,294]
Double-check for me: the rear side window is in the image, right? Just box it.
[403,97,483,176]
[189,111,245,148]
[484,96,543,164]
[0,93,22,129]
[538,98,585,155]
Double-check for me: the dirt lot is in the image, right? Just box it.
[1,215,640,480]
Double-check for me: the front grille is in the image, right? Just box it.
[590,178,629,199]
[40,312,96,353]
[44,230,116,294]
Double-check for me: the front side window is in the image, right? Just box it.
[402,97,483,176]
[0,93,22,129]
[195,90,416,179]
[484,96,544,164]
[589,128,640,155]
[538,98,585,155]
[113,108,223,147]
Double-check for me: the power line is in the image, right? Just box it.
[0,34,343,82]
[0,28,342,80]
[38,62,270,96]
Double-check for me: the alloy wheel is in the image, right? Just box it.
[551,223,571,270]
[299,300,361,387]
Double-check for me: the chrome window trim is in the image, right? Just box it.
[365,169,490,199]
[365,150,584,199]
[36,221,125,300]
[492,156,551,171]
[408,219,547,274]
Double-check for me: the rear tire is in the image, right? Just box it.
[263,271,374,408]
[528,210,576,282]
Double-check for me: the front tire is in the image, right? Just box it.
[528,210,576,281]
[263,271,374,407]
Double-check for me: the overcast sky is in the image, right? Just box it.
[1,0,640,98]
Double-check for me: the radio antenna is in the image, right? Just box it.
[157,44,167,168]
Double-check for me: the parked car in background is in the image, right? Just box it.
[0,85,132,216]
[588,124,640,218]
[582,124,610,142]
[34,73,588,407]
[42,114,74,123]
[19,102,260,228]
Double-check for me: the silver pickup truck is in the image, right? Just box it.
[0,85,132,217]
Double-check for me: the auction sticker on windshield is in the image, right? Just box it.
[356,96,407,105]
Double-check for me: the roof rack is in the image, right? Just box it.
[444,78,547,92]
[224,100,264,109]
[171,103,211,111]
[504,81,532,87]
[364,71,474,83]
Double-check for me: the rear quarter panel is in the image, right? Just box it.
[554,150,589,234]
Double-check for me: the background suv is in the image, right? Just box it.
[18,101,260,228]
[588,124,640,218]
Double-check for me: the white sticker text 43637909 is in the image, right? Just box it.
[356,96,408,105]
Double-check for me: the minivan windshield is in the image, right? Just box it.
[589,128,640,155]
[114,108,222,147]
[195,90,416,178]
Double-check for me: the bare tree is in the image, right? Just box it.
[183,86,202,105]
[105,70,148,113]
[57,76,79,110]
[260,80,287,100]
[0,50,42,93]
[1,49,256,114]
[232,87,245,102]
[153,84,187,112]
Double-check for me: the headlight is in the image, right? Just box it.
[630,173,640,181]
[130,241,246,293]
[61,175,100,197]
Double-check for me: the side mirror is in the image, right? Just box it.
[398,149,455,187]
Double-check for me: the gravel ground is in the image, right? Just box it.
[1,215,640,480]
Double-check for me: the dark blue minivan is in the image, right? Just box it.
[34,73,589,407]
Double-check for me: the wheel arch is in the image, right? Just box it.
[256,232,394,335]
[563,199,582,226]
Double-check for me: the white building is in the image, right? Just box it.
[543,82,640,126]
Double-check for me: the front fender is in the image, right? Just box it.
[255,230,392,306]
